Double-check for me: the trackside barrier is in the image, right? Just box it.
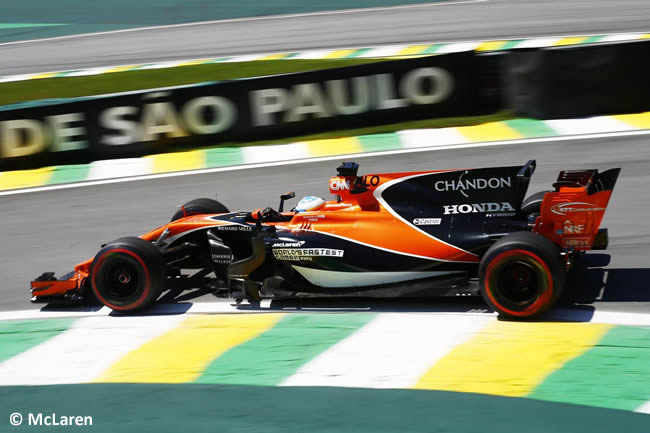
[0,52,497,171]
[504,40,650,118]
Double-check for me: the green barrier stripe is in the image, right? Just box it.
[583,35,606,44]
[48,164,91,185]
[500,40,523,50]
[345,48,373,58]
[421,44,442,54]
[505,119,559,137]
[0,318,78,363]
[194,313,375,386]
[204,147,245,168]
[357,132,404,153]
[529,326,650,411]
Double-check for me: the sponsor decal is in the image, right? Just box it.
[563,237,591,249]
[434,171,512,198]
[271,241,306,248]
[413,218,442,225]
[443,202,515,215]
[273,248,344,261]
[551,202,605,216]
[216,225,252,231]
[352,175,380,189]
[211,253,233,264]
[251,68,454,127]
[329,178,350,191]
[1,66,455,159]
[563,219,585,234]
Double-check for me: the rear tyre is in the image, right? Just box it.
[90,237,166,312]
[171,198,229,222]
[479,231,565,319]
[520,191,551,216]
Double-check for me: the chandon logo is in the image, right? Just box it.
[443,202,515,215]
[434,171,512,198]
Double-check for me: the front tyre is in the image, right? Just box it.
[90,237,166,312]
[171,198,229,222]
[479,231,565,319]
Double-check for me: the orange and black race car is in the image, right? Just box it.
[31,160,620,319]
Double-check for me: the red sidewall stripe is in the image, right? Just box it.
[484,249,554,317]
[91,248,152,311]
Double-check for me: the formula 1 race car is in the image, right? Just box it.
[31,160,620,319]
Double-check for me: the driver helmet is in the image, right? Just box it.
[295,196,325,212]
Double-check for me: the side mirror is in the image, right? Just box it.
[278,192,295,212]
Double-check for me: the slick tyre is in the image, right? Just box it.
[520,191,551,216]
[171,198,229,221]
[479,232,565,320]
[90,237,166,312]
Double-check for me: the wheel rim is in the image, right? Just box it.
[486,252,551,314]
[104,260,141,301]
[496,261,540,305]
[93,252,148,307]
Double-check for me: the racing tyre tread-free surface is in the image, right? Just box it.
[89,236,166,312]
[171,198,229,221]
[520,191,551,216]
[479,231,565,319]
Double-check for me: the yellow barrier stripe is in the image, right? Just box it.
[147,150,206,174]
[176,59,212,67]
[641,34,650,39]
[553,36,590,46]
[305,137,363,157]
[613,112,650,129]
[0,167,53,191]
[475,41,508,51]
[457,121,522,142]
[414,321,610,397]
[29,72,59,80]
[104,65,140,74]
[94,314,283,383]
[260,53,291,60]
[323,49,358,59]
[397,45,431,56]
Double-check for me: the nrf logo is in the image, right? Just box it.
[443,202,515,215]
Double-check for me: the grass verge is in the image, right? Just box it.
[214,111,514,149]
[0,58,379,106]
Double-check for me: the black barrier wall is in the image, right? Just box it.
[0,52,497,170]
[504,40,650,119]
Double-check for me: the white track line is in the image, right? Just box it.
[636,401,650,414]
[280,314,491,388]
[3,127,650,197]
[0,315,185,385]
[0,1,487,48]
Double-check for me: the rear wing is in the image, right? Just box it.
[534,168,621,251]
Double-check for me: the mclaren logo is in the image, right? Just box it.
[443,202,515,215]
[435,171,512,198]
[551,202,605,216]
[272,241,306,248]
